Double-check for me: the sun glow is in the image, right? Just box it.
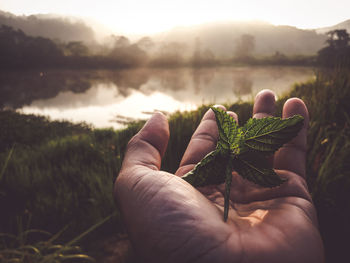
[2,0,350,35]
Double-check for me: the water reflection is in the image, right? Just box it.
[233,71,253,98]
[21,89,195,128]
[0,67,315,128]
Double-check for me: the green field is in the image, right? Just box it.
[0,69,349,262]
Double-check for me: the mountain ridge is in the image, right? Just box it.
[0,10,96,43]
[1,10,349,56]
[316,19,350,34]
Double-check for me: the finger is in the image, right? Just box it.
[227,111,239,125]
[114,113,171,228]
[175,106,238,177]
[120,112,170,173]
[253,89,276,118]
[274,98,309,178]
[252,89,276,166]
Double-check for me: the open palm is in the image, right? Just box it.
[114,90,324,263]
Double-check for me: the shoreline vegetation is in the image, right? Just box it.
[0,69,349,262]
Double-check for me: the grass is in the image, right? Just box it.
[0,214,116,263]
[287,69,350,262]
[0,69,350,262]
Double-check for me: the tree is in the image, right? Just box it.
[326,29,349,49]
[234,34,255,58]
[151,41,186,67]
[65,41,89,56]
[112,35,130,48]
[0,25,63,68]
[136,37,155,51]
[192,37,202,66]
[317,29,350,67]
[109,43,148,67]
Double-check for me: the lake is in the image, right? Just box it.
[0,66,315,129]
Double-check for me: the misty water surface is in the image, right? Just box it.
[1,67,314,129]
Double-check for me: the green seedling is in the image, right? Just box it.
[182,107,304,221]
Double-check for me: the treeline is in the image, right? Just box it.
[0,25,220,69]
[0,25,148,69]
[0,25,63,68]
[0,10,95,43]
[228,30,350,67]
[1,24,349,69]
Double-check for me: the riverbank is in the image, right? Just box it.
[0,69,349,262]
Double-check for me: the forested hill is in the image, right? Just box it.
[2,9,350,67]
[154,21,328,57]
[0,10,329,57]
[0,10,95,43]
[317,19,350,34]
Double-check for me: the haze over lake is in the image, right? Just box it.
[5,66,314,129]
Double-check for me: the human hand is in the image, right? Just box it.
[114,90,324,263]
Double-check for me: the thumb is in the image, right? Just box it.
[120,112,170,173]
[114,112,170,227]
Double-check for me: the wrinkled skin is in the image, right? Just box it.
[114,90,325,263]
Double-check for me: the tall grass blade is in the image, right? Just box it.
[0,144,15,182]
[65,212,117,247]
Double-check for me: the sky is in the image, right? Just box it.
[1,0,349,35]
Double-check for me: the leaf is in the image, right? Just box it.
[210,107,240,151]
[242,115,304,153]
[181,108,304,222]
[234,151,286,187]
[181,150,229,187]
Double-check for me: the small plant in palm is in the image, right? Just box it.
[182,107,304,221]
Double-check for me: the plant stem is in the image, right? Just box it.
[224,163,233,222]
